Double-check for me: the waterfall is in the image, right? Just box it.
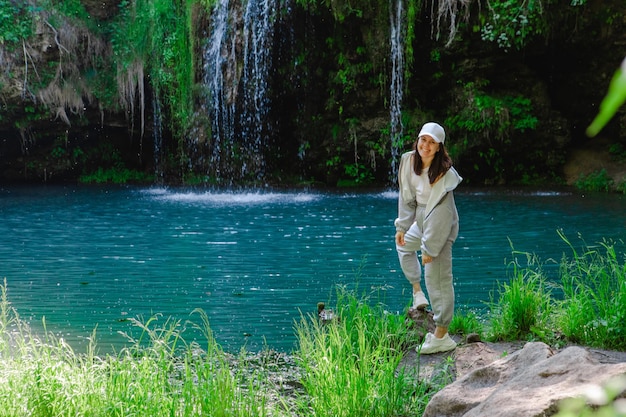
[153,91,164,184]
[239,0,276,179]
[389,0,405,183]
[203,0,279,183]
[203,0,236,181]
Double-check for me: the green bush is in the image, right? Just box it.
[575,169,614,192]
[0,0,33,48]
[479,0,547,51]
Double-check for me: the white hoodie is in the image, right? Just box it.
[394,150,462,257]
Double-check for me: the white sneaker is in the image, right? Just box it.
[417,333,457,354]
[412,291,429,310]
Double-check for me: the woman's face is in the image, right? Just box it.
[417,135,440,162]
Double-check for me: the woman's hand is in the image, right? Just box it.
[395,231,405,246]
[422,254,433,264]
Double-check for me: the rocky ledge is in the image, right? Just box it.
[401,308,626,417]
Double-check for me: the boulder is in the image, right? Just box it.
[423,342,626,417]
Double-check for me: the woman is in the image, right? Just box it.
[394,122,462,354]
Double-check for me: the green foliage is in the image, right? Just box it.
[403,0,420,84]
[0,1,116,128]
[77,142,154,184]
[504,96,538,132]
[111,0,195,134]
[445,81,538,181]
[49,137,86,169]
[182,171,213,186]
[575,169,614,192]
[485,233,626,351]
[334,52,357,94]
[14,104,48,129]
[45,0,90,25]
[295,0,363,22]
[0,0,33,48]
[79,167,154,184]
[288,0,392,187]
[199,0,217,9]
[85,64,119,111]
[480,0,547,51]
[330,48,374,101]
[341,162,374,186]
[50,146,66,159]
[446,82,538,138]
[609,143,626,163]
[325,153,341,169]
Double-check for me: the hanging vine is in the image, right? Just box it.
[403,0,420,85]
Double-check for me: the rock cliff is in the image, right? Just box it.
[1,0,625,185]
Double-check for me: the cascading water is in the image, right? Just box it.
[203,0,279,183]
[153,92,164,184]
[203,0,236,181]
[239,0,276,179]
[389,0,405,182]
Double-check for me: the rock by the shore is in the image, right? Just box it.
[400,307,626,417]
[423,341,626,417]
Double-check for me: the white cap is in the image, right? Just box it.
[418,122,445,144]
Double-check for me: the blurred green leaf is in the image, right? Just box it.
[587,57,626,137]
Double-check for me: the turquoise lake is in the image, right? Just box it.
[1,185,625,353]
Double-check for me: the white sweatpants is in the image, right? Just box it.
[396,207,455,328]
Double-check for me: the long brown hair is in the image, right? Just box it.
[412,141,453,184]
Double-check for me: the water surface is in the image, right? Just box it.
[1,185,624,353]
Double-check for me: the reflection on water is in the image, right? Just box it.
[0,185,625,353]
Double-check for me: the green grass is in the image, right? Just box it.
[555,231,626,350]
[486,248,555,342]
[483,232,626,351]
[294,285,436,417]
[0,231,625,416]
[449,308,484,336]
[0,284,282,416]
